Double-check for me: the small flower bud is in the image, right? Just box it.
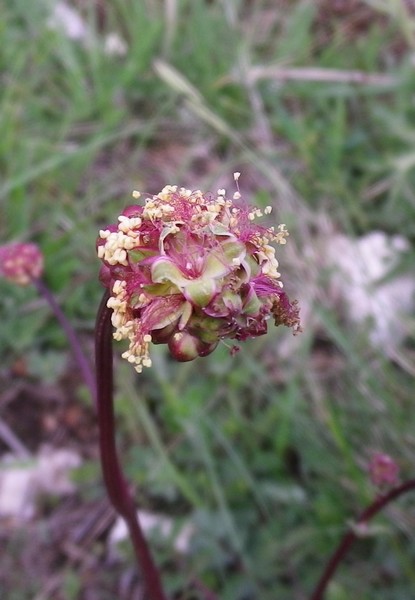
[368,453,399,488]
[168,332,217,362]
[0,242,44,286]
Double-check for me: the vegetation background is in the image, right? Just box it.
[1,0,415,598]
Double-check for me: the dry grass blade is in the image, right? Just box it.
[243,66,397,86]
[162,0,178,57]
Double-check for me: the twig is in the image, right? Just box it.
[244,66,397,86]
[0,417,31,458]
[310,478,415,600]
[95,291,168,600]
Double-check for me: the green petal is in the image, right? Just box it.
[203,254,231,279]
[151,305,186,329]
[184,278,217,307]
[159,223,182,254]
[142,281,178,296]
[188,314,225,343]
[203,241,246,279]
[143,296,188,330]
[208,222,233,236]
[151,258,189,287]
[242,288,262,316]
[223,290,242,313]
[221,239,246,263]
[128,248,158,263]
[178,300,193,330]
[243,254,261,278]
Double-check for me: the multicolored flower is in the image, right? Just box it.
[369,452,400,488]
[0,242,44,285]
[97,176,300,372]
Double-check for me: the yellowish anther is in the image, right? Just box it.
[264,206,272,214]
[217,189,226,196]
[233,172,241,181]
[143,334,152,343]
[112,280,126,295]
[233,192,241,200]
[132,190,141,199]
[179,187,192,197]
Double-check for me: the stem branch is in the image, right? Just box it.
[310,478,415,600]
[33,277,96,401]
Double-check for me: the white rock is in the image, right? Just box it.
[325,231,414,352]
[0,466,35,519]
[0,446,81,520]
[109,510,194,554]
[35,446,81,495]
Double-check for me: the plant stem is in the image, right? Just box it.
[310,478,415,600]
[33,277,96,402]
[95,291,168,600]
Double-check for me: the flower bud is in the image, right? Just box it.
[369,453,399,488]
[168,332,218,362]
[0,242,43,286]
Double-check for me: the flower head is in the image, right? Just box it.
[369,452,400,488]
[0,242,44,285]
[97,179,300,372]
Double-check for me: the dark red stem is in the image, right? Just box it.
[33,277,96,401]
[95,291,168,600]
[310,478,415,600]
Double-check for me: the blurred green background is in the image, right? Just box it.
[1,1,415,599]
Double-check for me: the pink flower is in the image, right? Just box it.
[369,453,400,488]
[0,242,44,285]
[97,179,300,372]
